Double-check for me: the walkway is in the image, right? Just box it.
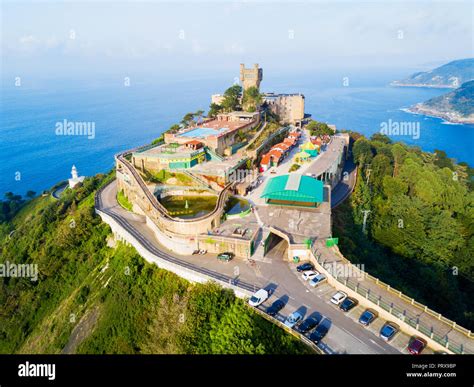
[97,180,402,354]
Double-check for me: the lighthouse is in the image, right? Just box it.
[68,165,85,188]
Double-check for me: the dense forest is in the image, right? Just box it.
[0,173,311,354]
[333,133,474,329]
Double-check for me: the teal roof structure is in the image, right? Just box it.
[261,174,324,203]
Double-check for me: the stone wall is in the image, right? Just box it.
[116,160,226,236]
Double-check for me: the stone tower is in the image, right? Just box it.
[239,63,263,91]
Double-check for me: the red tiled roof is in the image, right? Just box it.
[260,154,271,166]
[272,143,290,152]
[268,149,283,159]
[185,140,203,146]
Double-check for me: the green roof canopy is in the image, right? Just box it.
[261,174,324,203]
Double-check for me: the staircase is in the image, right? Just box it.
[251,227,271,262]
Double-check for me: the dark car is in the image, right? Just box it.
[266,299,285,316]
[217,252,234,262]
[339,297,358,312]
[359,309,377,326]
[380,322,399,342]
[296,316,321,334]
[407,337,426,355]
[309,324,329,344]
[296,262,314,272]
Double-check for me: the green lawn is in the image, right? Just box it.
[145,169,195,186]
[117,190,133,211]
[160,195,217,218]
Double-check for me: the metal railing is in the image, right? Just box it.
[312,249,472,354]
[116,148,232,223]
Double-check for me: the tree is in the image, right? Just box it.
[208,103,223,118]
[391,143,407,177]
[371,133,391,144]
[168,124,181,134]
[209,302,265,354]
[434,149,455,170]
[352,138,373,165]
[4,192,14,201]
[26,191,36,199]
[221,85,242,112]
[306,120,334,137]
[181,113,195,127]
[242,86,262,112]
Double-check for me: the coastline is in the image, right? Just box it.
[390,82,456,89]
[407,104,474,125]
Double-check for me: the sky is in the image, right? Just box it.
[1,0,473,79]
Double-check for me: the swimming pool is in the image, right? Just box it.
[178,127,228,138]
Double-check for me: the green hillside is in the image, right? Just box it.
[410,80,474,123]
[392,58,474,88]
[0,172,311,354]
[423,80,474,116]
[334,133,474,329]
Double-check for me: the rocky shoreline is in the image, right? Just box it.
[408,104,474,124]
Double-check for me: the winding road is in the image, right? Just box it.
[96,179,401,354]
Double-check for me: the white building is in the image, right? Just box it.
[68,165,85,188]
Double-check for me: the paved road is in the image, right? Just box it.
[331,158,357,208]
[51,183,68,199]
[97,180,401,354]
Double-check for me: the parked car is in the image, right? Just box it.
[302,270,319,281]
[330,291,347,305]
[284,311,303,328]
[380,322,399,342]
[359,309,377,326]
[296,316,321,334]
[309,324,329,344]
[266,299,285,316]
[217,252,234,262]
[296,262,314,272]
[248,289,269,307]
[192,250,200,255]
[407,337,426,355]
[339,297,358,312]
[309,274,327,287]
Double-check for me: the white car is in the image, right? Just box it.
[330,291,347,305]
[302,270,319,281]
[309,274,327,287]
[248,289,269,307]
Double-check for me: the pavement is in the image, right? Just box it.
[98,181,404,354]
[51,183,68,199]
[331,158,357,208]
[315,240,473,354]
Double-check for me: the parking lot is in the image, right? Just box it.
[260,262,435,354]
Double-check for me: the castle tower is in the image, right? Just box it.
[239,63,263,91]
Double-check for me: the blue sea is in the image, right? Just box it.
[1,70,473,197]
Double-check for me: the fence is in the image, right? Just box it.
[312,247,472,355]
[250,305,324,354]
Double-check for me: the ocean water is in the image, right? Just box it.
[1,70,473,197]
